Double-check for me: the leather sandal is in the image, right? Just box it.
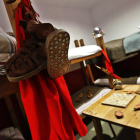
[87,89,93,98]
[76,92,83,102]
[5,20,70,81]
[45,29,70,78]
[20,20,70,79]
[5,38,47,82]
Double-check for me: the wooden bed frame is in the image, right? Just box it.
[3,0,113,87]
[2,0,114,136]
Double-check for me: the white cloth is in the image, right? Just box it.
[0,27,17,75]
[136,77,140,84]
[94,76,115,86]
[0,53,15,75]
[76,88,111,115]
[94,75,140,86]
[68,45,101,60]
[0,127,25,140]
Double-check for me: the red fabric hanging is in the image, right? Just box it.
[19,71,87,140]
[101,49,122,80]
[14,1,87,140]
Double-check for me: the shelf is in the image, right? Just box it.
[70,51,102,64]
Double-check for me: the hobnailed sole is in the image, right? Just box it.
[7,61,47,82]
[45,29,70,78]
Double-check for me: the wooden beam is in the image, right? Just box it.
[96,36,114,88]
[80,114,86,120]
[70,52,102,64]
[79,39,85,46]
[3,0,21,37]
[76,39,90,85]
[86,64,95,83]
[0,75,19,99]
[15,92,27,122]
[74,40,80,47]
[92,118,104,140]
[4,96,21,131]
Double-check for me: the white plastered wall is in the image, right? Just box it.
[90,0,140,42]
[0,1,13,32]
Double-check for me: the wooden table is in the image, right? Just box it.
[83,85,140,140]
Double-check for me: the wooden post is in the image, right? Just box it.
[3,1,31,135]
[3,0,21,37]
[15,92,27,122]
[95,36,114,88]
[4,96,21,130]
[79,39,85,46]
[86,64,95,83]
[74,40,90,85]
[79,39,96,83]
[92,118,104,140]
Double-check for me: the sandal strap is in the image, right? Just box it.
[18,47,32,55]
[5,53,20,69]
[19,20,55,40]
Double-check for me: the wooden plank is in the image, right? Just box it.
[96,37,113,88]
[79,39,96,83]
[80,114,86,120]
[4,96,21,130]
[15,92,27,122]
[0,76,19,99]
[83,85,140,130]
[15,92,31,137]
[86,64,95,83]
[79,39,85,46]
[74,40,80,47]
[70,52,102,64]
[77,39,90,85]
[96,37,107,53]
[3,0,21,37]
[92,118,104,140]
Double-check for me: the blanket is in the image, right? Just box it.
[105,38,139,63]
[86,37,139,64]
[0,28,17,75]
[123,32,140,54]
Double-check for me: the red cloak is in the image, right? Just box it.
[14,0,87,140]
